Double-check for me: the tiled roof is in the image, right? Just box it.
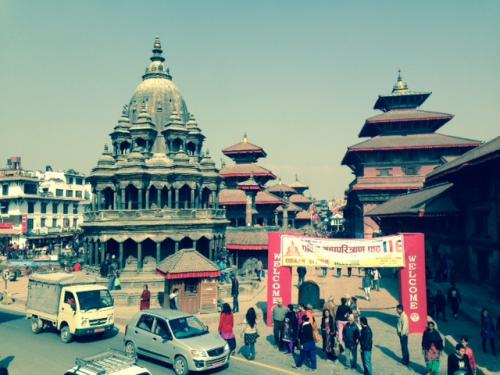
[295,210,311,220]
[365,109,452,124]
[156,248,219,275]
[220,189,283,205]
[289,194,312,204]
[366,182,456,217]
[276,202,302,212]
[267,182,297,194]
[426,136,498,182]
[226,229,269,246]
[222,140,266,156]
[342,133,480,165]
[237,176,260,190]
[220,163,276,178]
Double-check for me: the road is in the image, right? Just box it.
[0,308,269,375]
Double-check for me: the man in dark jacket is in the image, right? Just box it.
[292,316,317,371]
[230,274,239,313]
[343,314,360,369]
[360,317,373,375]
[297,266,307,286]
[447,283,462,319]
[435,290,447,321]
[447,343,473,375]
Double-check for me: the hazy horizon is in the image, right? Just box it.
[1,1,499,199]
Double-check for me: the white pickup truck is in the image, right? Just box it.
[26,272,115,343]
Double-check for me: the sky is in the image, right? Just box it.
[0,1,499,199]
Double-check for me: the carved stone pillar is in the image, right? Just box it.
[138,188,143,209]
[137,242,142,271]
[175,189,179,209]
[167,189,172,208]
[156,241,161,264]
[145,188,150,209]
[119,242,124,270]
[190,189,195,209]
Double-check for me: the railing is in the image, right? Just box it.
[84,208,226,222]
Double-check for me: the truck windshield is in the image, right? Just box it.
[169,316,208,339]
[77,290,113,311]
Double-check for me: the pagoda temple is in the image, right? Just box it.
[81,38,228,270]
[342,71,481,238]
[219,135,312,266]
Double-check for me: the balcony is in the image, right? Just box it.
[83,208,227,223]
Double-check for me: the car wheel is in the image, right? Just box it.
[60,325,73,343]
[173,355,189,375]
[31,317,43,334]
[124,341,138,361]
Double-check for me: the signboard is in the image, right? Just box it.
[267,232,292,326]
[399,233,427,333]
[280,234,405,268]
[21,215,27,234]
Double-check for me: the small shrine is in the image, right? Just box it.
[156,249,220,314]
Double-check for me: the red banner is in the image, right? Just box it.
[22,215,28,234]
[399,233,427,333]
[267,232,292,326]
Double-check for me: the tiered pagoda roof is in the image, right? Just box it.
[222,134,267,163]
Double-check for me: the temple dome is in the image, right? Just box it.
[126,37,190,154]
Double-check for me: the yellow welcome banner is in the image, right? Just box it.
[280,234,405,268]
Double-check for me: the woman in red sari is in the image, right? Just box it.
[219,303,236,354]
[140,284,151,311]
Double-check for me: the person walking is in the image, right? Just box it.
[362,273,372,301]
[321,308,335,354]
[241,307,259,360]
[336,297,352,351]
[297,266,307,286]
[325,296,336,318]
[397,304,410,366]
[218,303,236,354]
[360,316,373,375]
[422,321,444,375]
[321,266,328,277]
[372,268,381,291]
[231,274,239,313]
[139,284,151,311]
[435,290,447,321]
[293,316,317,372]
[447,343,473,375]
[343,314,360,369]
[460,337,477,374]
[283,304,298,354]
[480,308,497,355]
[168,288,179,310]
[448,283,462,319]
[255,259,263,282]
[272,299,288,350]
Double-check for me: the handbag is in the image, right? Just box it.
[313,329,321,343]
[114,277,121,289]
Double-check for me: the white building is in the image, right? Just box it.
[0,157,92,248]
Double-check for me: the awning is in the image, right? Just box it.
[226,244,268,251]
[366,182,456,218]
[157,271,221,280]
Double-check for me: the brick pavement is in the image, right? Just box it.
[3,269,500,374]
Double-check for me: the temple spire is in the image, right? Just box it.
[143,36,172,80]
[151,36,165,62]
[393,69,408,93]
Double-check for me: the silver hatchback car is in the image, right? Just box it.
[124,309,230,375]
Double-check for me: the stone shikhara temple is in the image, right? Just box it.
[81,38,228,270]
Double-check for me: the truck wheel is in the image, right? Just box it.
[31,317,43,334]
[173,355,189,375]
[124,341,137,361]
[60,325,73,343]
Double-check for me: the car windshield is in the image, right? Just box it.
[169,316,208,339]
[77,290,113,311]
